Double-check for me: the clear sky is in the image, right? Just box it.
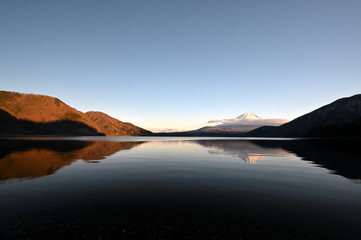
[1,0,361,131]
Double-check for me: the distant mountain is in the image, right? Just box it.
[155,113,287,136]
[212,113,266,132]
[208,112,288,132]
[236,113,261,120]
[248,94,361,138]
[85,111,152,136]
[0,91,152,136]
[155,126,246,137]
[158,95,361,138]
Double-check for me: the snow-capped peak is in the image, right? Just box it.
[236,113,262,120]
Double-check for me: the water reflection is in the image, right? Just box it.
[2,138,361,239]
[196,139,361,181]
[197,140,290,163]
[250,139,361,181]
[0,139,143,182]
[1,138,361,182]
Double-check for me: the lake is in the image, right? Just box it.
[1,137,361,239]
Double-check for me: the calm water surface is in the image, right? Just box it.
[1,137,361,240]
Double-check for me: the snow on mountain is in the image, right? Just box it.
[207,113,288,131]
[236,113,262,120]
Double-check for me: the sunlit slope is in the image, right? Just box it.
[0,91,152,136]
[86,111,152,136]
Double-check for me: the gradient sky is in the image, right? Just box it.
[1,0,361,131]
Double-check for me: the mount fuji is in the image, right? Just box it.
[157,94,361,137]
[207,113,288,132]
[236,113,262,120]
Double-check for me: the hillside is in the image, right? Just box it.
[0,91,100,131]
[248,94,361,138]
[0,108,102,136]
[85,111,152,136]
[0,91,152,136]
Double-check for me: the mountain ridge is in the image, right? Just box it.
[157,94,361,138]
[85,111,152,136]
[0,91,152,136]
[1,91,360,138]
[248,94,361,138]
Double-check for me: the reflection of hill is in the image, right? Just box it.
[251,140,361,181]
[0,140,143,182]
[197,140,290,164]
[0,149,78,181]
[80,141,144,162]
[197,139,361,181]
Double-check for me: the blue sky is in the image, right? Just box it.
[1,0,361,131]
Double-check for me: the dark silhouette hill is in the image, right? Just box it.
[85,111,152,136]
[0,91,152,136]
[248,94,361,138]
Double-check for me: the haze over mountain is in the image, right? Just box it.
[209,113,262,124]
[208,112,288,132]
[0,91,152,136]
[156,113,287,136]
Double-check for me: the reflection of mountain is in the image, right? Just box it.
[208,149,264,164]
[197,140,290,164]
[251,140,361,181]
[0,140,143,182]
[79,141,143,162]
[196,139,361,181]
